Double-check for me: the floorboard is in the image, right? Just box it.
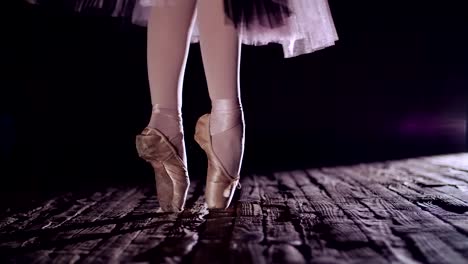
[1,153,468,263]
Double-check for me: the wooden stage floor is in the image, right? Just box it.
[1,153,468,263]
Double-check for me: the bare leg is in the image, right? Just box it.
[197,0,245,177]
[146,0,197,166]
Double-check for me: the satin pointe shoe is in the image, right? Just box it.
[194,114,241,209]
[136,127,190,212]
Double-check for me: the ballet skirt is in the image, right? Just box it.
[26,0,338,58]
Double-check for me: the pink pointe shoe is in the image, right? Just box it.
[194,114,240,209]
[136,127,190,212]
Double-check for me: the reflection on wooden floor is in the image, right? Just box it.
[1,153,468,263]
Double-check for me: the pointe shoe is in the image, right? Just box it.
[136,127,189,212]
[194,114,240,209]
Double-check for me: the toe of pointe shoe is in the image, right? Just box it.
[136,127,189,213]
[205,180,239,209]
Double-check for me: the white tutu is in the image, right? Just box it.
[133,0,339,58]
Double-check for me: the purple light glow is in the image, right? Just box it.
[399,114,466,138]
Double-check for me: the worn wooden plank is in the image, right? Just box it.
[50,187,148,263]
[0,188,116,238]
[390,160,468,202]
[191,209,236,264]
[335,165,468,261]
[117,187,181,262]
[41,189,119,230]
[46,225,118,264]
[0,188,124,263]
[2,153,468,264]
[307,168,414,264]
[262,173,306,264]
[122,180,207,264]
[402,159,468,186]
[29,187,143,264]
[351,162,468,235]
[163,180,234,264]
[0,196,67,231]
[263,173,302,246]
[122,179,208,263]
[281,171,349,264]
[388,183,468,247]
[267,244,306,264]
[229,176,266,264]
[424,153,468,173]
[290,170,391,264]
[406,232,467,264]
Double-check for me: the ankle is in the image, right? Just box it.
[209,98,245,177]
[210,98,243,136]
[147,104,186,162]
[147,104,183,138]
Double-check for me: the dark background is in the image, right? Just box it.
[1,1,467,208]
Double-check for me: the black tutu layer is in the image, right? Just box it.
[28,0,292,29]
[224,0,291,29]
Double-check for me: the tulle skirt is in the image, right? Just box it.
[27,0,339,58]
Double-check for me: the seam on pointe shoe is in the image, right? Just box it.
[153,153,186,212]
